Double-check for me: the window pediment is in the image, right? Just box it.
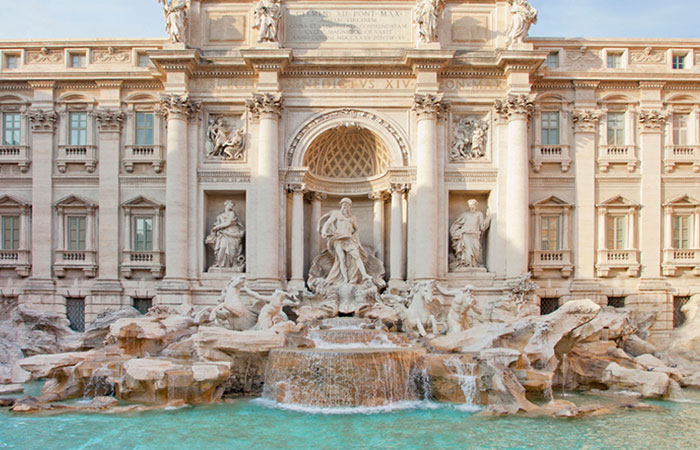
[598,195,639,209]
[121,195,163,212]
[55,194,97,210]
[0,195,30,210]
[664,195,700,208]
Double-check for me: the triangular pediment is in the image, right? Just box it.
[121,195,163,209]
[599,195,639,207]
[664,195,700,207]
[531,195,572,207]
[0,195,30,208]
[55,194,96,208]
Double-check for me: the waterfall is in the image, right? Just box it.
[445,358,479,410]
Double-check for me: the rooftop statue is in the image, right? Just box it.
[506,0,538,48]
[450,199,491,270]
[253,0,282,43]
[413,0,443,43]
[158,0,188,44]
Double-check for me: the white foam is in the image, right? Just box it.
[252,398,481,415]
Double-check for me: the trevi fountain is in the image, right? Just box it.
[2,0,700,448]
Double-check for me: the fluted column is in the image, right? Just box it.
[247,93,283,285]
[390,184,409,285]
[495,95,534,277]
[412,94,448,280]
[288,183,306,290]
[308,192,326,262]
[27,110,58,281]
[95,110,124,281]
[664,207,673,250]
[159,94,200,285]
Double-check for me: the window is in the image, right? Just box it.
[607,112,626,145]
[135,112,154,146]
[540,298,559,315]
[66,216,86,251]
[133,297,152,315]
[5,55,19,69]
[607,296,626,308]
[134,217,153,251]
[541,112,560,145]
[69,112,88,145]
[540,215,561,251]
[137,54,151,67]
[1,215,19,250]
[672,215,691,249]
[672,54,686,70]
[70,53,86,68]
[2,112,21,146]
[673,114,689,146]
[66,297,85,332]
[607,53,623,69]
[674,296,691,328]
[544,52,559,68]
[607,215,627,250]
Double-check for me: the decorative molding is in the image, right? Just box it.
[638,110,668,130]
[193,70,256,77]
[630,47,665,64]
[119,176,167,187]
[92,47,130,63]
[572,81,600,89]
[245,92,282,118]
[286,109,409,166]
[284,70,414,78]
[0,83,30,91]
[565,47,602,70]
[27,48,63,64]
[639,81,666,90]
[27,110,58,133]
[159,93,200,120]
[96,110,125,133]
[412,93,449,119]
[95,80,123,89]
[55,81,98,90]
[122,81,164,90]
[572,110,602,132]
[533,81,574,90]
[493,94,535,121]
[597,82,638,90]
[197,170,251,184]
[27,81,56,89]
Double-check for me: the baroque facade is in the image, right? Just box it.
[0,0,698,338]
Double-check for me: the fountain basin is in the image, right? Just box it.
[263,347,427,408]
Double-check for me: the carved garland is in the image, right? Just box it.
[286,109,409,166]
[28,110,58,132]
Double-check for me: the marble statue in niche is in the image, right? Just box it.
[307,198,386,315]
[158,0,188,44]
[253,0,282,43]
[206,116,246,160]
[450,199,491,270]
[506,0,537,48]
[413,0,443,43]
[205,200,245,272]
[451,117,489,161]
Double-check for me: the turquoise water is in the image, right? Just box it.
[2,392,700,450]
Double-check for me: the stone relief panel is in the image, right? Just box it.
[630,47,665,64]
[206,114,247,161]
[206,12,246,44]
[565,47,602,70]
[92,47,130,63]
[253,0,282,43]
[450,115,490,162]
[27,48,63,64]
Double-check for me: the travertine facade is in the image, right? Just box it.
[0,0,698,338]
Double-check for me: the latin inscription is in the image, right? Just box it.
[282,78,415,90]
[285,9,412,43]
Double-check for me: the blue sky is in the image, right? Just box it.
[0,0,698,40]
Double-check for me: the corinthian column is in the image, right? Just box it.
[95,110,125,282]
[159,94,200,287]
[412,93,448,280]
[495,94,534,277]
[288,183,306,290]
[390,184,409,286]
[308,191,326,261]
[247,93,283,286]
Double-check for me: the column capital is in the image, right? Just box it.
[159,94,201,121]
[305,191,327,202]
[412,93,449,120]
[390,183,410,194]
[638,110,668,132]
[246,92,283,119]
[572,109,602,133]
[96,109,125,133]
[287,182,306,193]
[494,94,535,121]
[369,191,390,201]
[27,109,58,133]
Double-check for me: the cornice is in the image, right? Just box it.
[0,82,30,91]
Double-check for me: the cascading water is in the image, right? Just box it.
[444,358,479,410]
[261,319,427,409]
